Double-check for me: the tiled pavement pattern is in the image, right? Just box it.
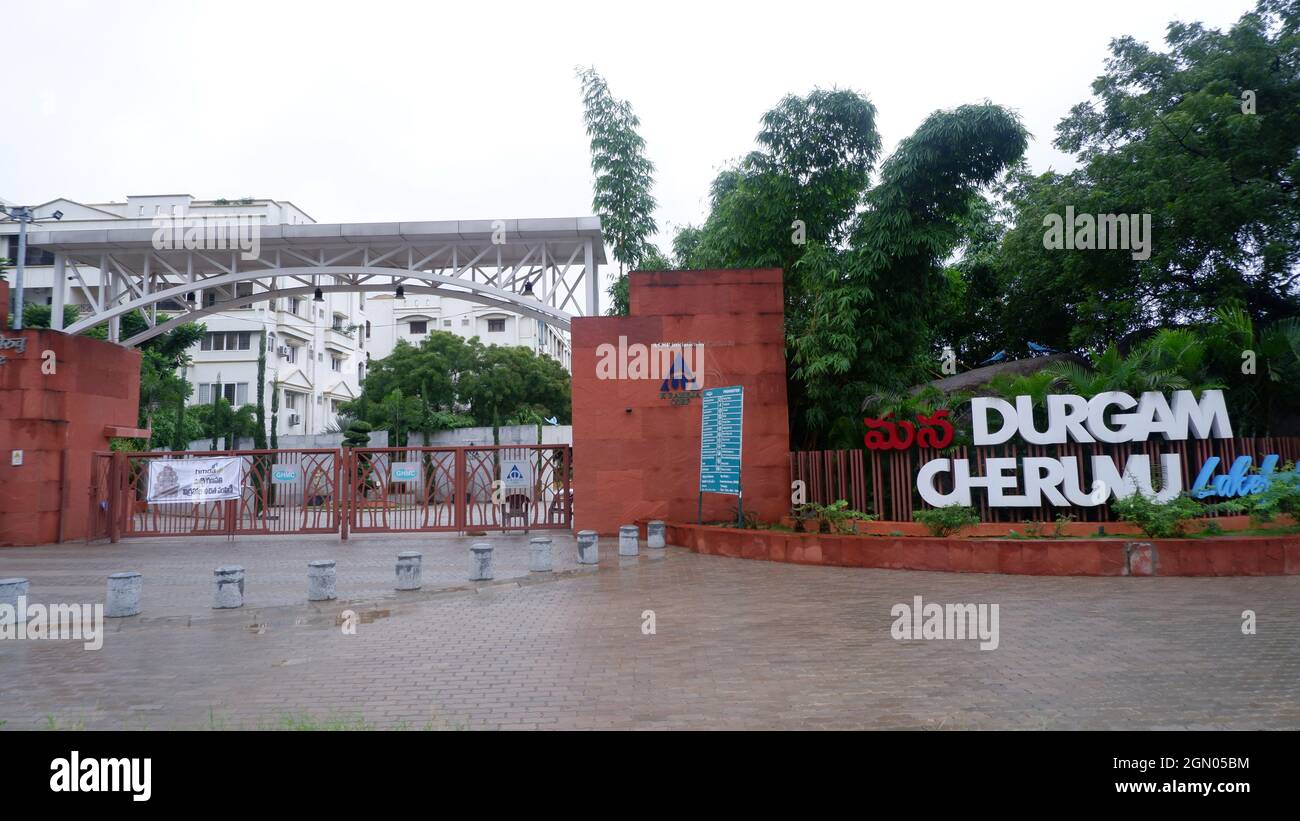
[1,534,1297,730]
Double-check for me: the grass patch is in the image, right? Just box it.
[269,712,378,731]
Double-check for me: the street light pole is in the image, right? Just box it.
[6,206,32,330]
[3,205,62,331]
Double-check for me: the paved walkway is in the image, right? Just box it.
[1,534,1297,730]
[0,532,590,616]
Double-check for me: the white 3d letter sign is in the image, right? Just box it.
[919,390,1233,508]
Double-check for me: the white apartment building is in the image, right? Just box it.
[2,194,573,435]
[364,290,571,369]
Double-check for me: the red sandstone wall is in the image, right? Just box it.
[0,329,141,545]
[667,523,1300,577]
[571,269,790,535]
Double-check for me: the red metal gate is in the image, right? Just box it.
[347,445,572,535]
[88,444,572,540]
[111,448,343,538]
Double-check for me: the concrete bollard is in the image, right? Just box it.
[577,530,599,565]
[619,525,640,557]
[307,560,337,601]
[647,520,666,549]
[105,572,142,618]
[529,536,553,573]
[470,542,494,581]
[395,551,423,591]
[212,566,245,609]
[0,577,29,608]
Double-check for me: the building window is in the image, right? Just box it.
[22,247,55,267]
[331,356,342,372]
[285,391,300,411]
[197,383,248,406]
[289,298,302,316]
[284,345,298,364]
[488,318,506,333]
[461,317,469,326]
[409,320,427,335]
[365,321,371,338]
[357,363,365,382]
[200,331,252,351]
[235,282,254,299]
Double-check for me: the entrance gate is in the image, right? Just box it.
[347,445,572,535]
[88,444,572,542]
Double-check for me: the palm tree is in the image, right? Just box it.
[1042,342,1192,397]
[1203,304,1300,435]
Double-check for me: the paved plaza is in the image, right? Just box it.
[1,532,1297,730]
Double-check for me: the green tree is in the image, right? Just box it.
[576,67,660,315]
[669,85,1023,444]
[138,348,192,438]
[682,88,881,284]
[194,398,256,450]
[170,369,190,451]
[342,330,568,444]
[785,104,1027,443]
[21,303,82,330]
[377,387,423,447]
[269,377,280,451]
[456,345,571,443]
[966,0,1300,355]
[344,332,476,430]
[253,331,268,450]
[151,403,204,452]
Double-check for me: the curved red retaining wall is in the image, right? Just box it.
[664,523,1300,577]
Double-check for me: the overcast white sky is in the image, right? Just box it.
[2,0,1256,259]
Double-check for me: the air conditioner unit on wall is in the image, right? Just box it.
[277,346,290,357]
[288,413,300,427]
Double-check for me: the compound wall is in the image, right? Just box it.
[0,292,143,545]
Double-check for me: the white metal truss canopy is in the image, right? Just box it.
[29,217,605,346]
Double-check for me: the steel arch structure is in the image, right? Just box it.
[28,217,605,344]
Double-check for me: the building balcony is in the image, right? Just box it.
[326,326,356,349]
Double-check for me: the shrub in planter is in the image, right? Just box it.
[912,504,980,537]
[1242,470,1300,525]
[793,500,876,534]
[1110,493,1204,538]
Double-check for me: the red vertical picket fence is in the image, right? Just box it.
[790,437,1300,524]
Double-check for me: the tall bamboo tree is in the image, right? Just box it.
[576,67,659,315]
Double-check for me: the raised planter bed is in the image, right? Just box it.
[779,514,1292,538]
[666,521,1300,577]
